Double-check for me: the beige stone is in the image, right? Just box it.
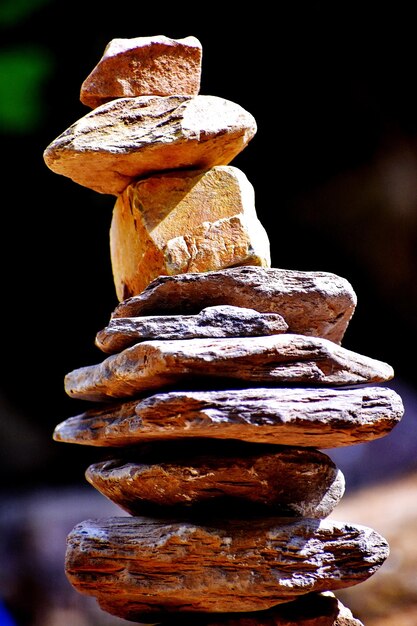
[64,334,394,402]
[95,305,288,354]
[65,516,388,615]
[43,95,257,195]
[99,592,364,625]
[111,266,357,345]
[110,166,271,299]
[80,35,202,109]
[53,386,403,449]
[85,445,345,518]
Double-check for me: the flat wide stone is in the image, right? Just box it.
[64,334,394,402]
[65,516,389,614]
[110,166,271,300]
[85,444,344,518]
[53,386,403,449]
[110,266,357,345]
[43,95,256,195]
[100,592,364,625]
[95,305,288,354]
[80,35,202,109]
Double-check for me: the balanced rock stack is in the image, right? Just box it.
[44,36,404,626]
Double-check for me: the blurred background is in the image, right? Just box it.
[1,1,417,624]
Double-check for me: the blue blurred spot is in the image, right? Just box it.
[0,600,15,626]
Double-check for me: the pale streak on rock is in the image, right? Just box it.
[100,592,364,625]
[85,446,345,518]
[65,516,389,614]
[110,166,271,300]
[53,386,403,449]
[95,305,288,354]
[64,334,394,402]
[80,35,202,109]
[43,95,256,195]
[110,266,357,345]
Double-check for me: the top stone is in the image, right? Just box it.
[80,35,203,109]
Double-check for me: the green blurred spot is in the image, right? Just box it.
[0,47,53,133]
[0,0,52,26]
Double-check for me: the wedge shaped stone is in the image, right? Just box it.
[43,95,256,195]
[53,386,403,448]
[95,305,288,353]
[85,444,345,518]
[64,334,394,402]
[99,591,364,625]
[110,166,271,299]
[80,35,202,108]
[111,266,357,344]
[65,516,389,614]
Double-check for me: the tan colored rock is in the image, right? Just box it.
[110,166,271,299]
[95,305,288,354]
[111,266,357,345]
[65,516,389,615]
[64,334,394,402]
[80,35,202,109]
[85,444,345,518]
[101,592,364,625]
[53,386,403,448]
[43,95,257,195]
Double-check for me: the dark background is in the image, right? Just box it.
[2,2,417,625]
[1,0,417,490]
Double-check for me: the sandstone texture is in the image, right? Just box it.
[110,266,357,344]
[43,95,257,195]
[95,305,288,353]
[64,334,394,402]
[80,35,202,108]
[110,167,271,299]
[53,386,403,448]
[85,445,345,518]
[65,516,388,615]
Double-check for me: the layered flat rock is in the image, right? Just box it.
[95,305,288,354]
[65,516,389,614]
[53,386,403,448]
[101,592,364,625]
[110,166,271,300]
[43,95,256,195]
[64,334,394,402]
[80,35,202,109]
[85,445,345,518]
[110,266,357,344]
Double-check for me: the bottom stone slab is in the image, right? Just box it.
[100,591,364,625]
[65,516,388,615]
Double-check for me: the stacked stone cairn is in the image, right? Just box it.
[44,35,404,626]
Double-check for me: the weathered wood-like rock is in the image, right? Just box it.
[43,95,256,195]
[65,516,389,615]
[85,445,345,518]
[53,386,403,448]
[96,305,288,354]
[64,334,394,402]
[110,166,271,299]
[110,266,357,345]
[80,35,202,109]
[101,592,364,625]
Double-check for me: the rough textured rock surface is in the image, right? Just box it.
[43,95,256,195]
[80,35,202,108]
[64,334,394,402]
[85,444,345,518]
[65,516,389,615]
[110,266,357,344]
[101,592,364,625]
[110,166,271,299]
[53,386,403,448]
[95,305,288,353]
